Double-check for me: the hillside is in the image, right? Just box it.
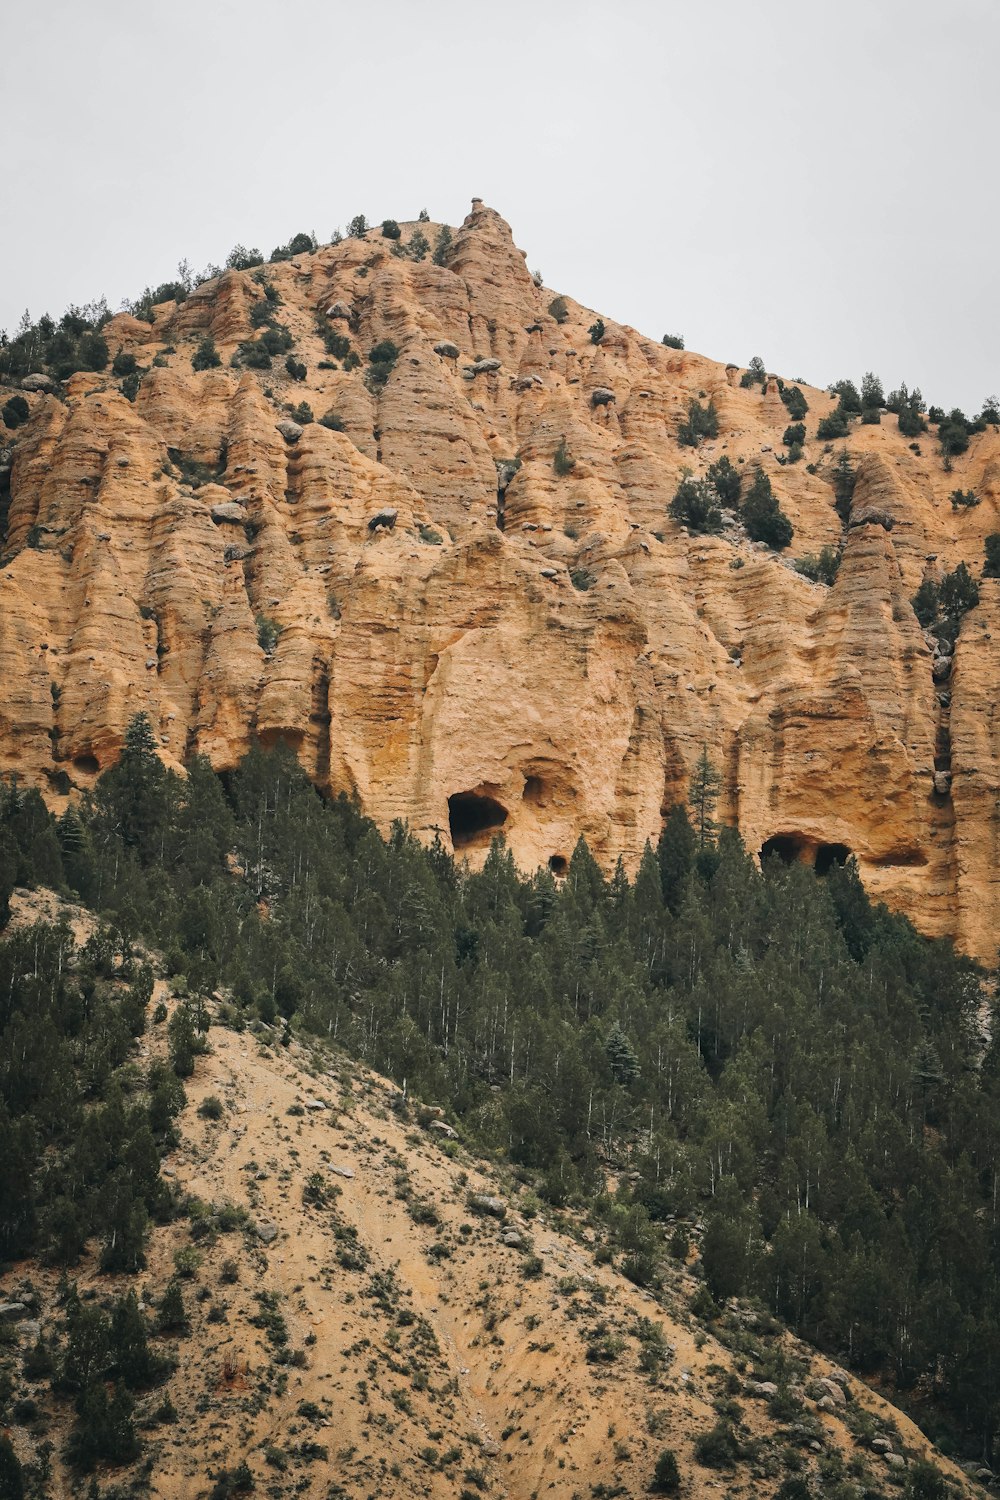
[2,201,1000,959]
[0,888,982,1500]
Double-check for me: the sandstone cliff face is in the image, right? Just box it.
[2,201,999,958]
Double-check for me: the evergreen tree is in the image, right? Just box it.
[688,748,722,849]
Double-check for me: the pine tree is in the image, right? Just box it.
[689,748,722,849]
[605,1022,641,1086]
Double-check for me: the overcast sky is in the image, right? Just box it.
[2,0,997,411]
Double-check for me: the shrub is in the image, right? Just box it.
[158,1281,187,1332]
[817,407,850,440]
[347,214,369,237]
[783,422,805,448]
[677,397,718,447]
[366,340,399,392]
[548,296,569,324]
[830,378,862,413]
[588,319,605,344]
[112,351,138,377]
[407,230,429,261]
[121,372,141,402]
[861,371,884,409]
[256,615,280,654]
[652,1448,681,1493]
[693,1421,739,1469]
[740,355,766,389]
[831,451,856,523]
[780,383,808,420]
[553,438,574,476]
[198,1095,224,1120]
[981,394,1000,425]
[912,579,940,626]
[192,337,221,370]
[794,546,841,586]
[570,568,596,591]
[226,245,263,271]
[418,523,443,545]
[285,356,307,381]
[661,333,684,350]
[381,219,401,240]
[320,410,345,431]
[669,477,722,535]
[985,534,1000,579]
[742,468,793,549]
[951,488,979,509]
[323,330,352,360]
[939,408,972,457]
[707,455,740,506]
[2,395,30,428]
[939,560,979,616]
[861,407,881,424]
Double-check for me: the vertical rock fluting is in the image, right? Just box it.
[2,201,999,959]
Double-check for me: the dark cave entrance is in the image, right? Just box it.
[815,842,851,875]
[448,791,508,851]
[760,833,809,865]
[548,854,568,877]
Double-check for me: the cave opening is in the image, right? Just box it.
[760,833,809,865]
[548,854,568,877]
[523,775,545,806]
[815,842,851,875]
[448,791,508,851]
[72,753,100,776]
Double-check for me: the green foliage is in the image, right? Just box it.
[553,438,574,477]
[192,337,221,371]
[256,615,280,655]
[320,410,345,431]
[861,371,884,409]
[1,396,29,429]
[693,1421,739,1469]
[794,546,841,586]
[270,231,316,261]
[285,356,307,381]
[780,384,808,420]
[347,214,369,238]
[740,355,767,389]
[605,1022,640,1085]
[588,319,605,344]
[322,329,352,360]
[741,467,793,549]
[651,1447,680,1493]
[830,451,856,524]
[912,579,940,627]
[668,477,722,534]
[782,422,806,448]
[661,333,684,350]
[112,351,138,377]
[226,245,264,271]
[365,340,399,393]
[570,567,596,591]
[548,296,569,324]
[913,562,979,628]
[707,456,741,507]
[984,533,1000,579]
[939,408,973,458]
[830,379,862,413]
[291,401,313,425]
[951,488,979,509]
[689,747,722,849]
[381,219,401,240]
[432,226,452,265]
[816,407,850,440]
[0,1435,23,1499]
[677,397,719,447]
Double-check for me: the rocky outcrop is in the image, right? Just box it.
[3,201,1000,959]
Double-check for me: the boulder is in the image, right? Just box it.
[255,1222,279,1244]
[871,1437,893,1453]
[470,1193,507,1219]
[934,770,952,795]
[932,655,953,681]
[433,341,460,359]
[277,420,303,442]
[501,1231,523,1248]
[885,1453,906,1470]
[325,301,352,320]
[817,1377,847,1406]
[303,1098,328,1111]
[210,502,245,524]
[428,1119,457,1139]
[21,373,54,393]
[0,1302,28,1321]
[748,1381,778,1397]
[591,387,615,407]
[328,1164,355,1180]
[466,358,501,376]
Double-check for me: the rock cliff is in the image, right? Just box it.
[3,200,999,959]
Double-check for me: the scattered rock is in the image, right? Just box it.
[428,1119,457,1139]
[0,1302,28,1321]
[748,1381,778,1397]
[932,655,953,681]
[885,1452,906,1469]
[469,1193,507,1219]
[328,1164,355,1180]
[934,770,952,795]
[465,358,501,377]
[21,373,54,393]
[501,1231,524,1248]
[255,1222,279,1244]
[434,341,460,359]
[591,387,615,407]
[540,567,558,579]
[871,1437,893,1453]
[817,1377,847,1406]
[325,301,352,320]
[210,502,244,524]
[303,1098,328,1111]
[277,420,303,442]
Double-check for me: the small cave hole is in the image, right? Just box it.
[548,854,568,877]
[448,791,508,851]
[72,753,100,776]
[815,842,851,875]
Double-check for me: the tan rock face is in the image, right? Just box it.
[2,203,1000,959]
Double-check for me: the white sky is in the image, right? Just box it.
[2,0,997,412]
